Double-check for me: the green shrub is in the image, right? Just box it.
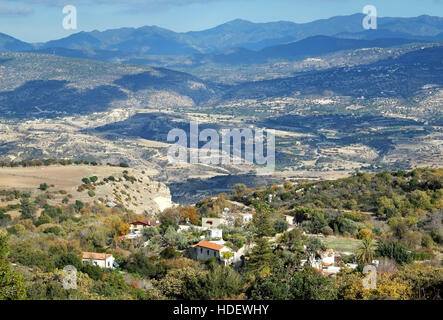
[39,183,49,191]
[43,226,62,235]
[54,252,82,270]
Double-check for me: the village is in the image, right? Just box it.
[81,200,366,278]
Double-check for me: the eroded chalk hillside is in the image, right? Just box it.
[0,164,173,215]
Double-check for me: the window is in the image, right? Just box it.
[207,250,209,255]
[214,252,216,257]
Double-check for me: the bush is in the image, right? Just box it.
[321,226,334,236]
[142,227,159,241]
[13,249,55,272]
[0,213,12,227]
[39,183,49,191]
[339,218,359,236]
[74,200,84,212]
[160,246,181,259]
[88,190,96,197]
[81,264,104,281]
[124,251,167,279]
[358,228,373,240]
[98,272,130,298]
[54,252,82,270]
[35,214,53,227]
[274,219,289,233]
[43,226,62,235]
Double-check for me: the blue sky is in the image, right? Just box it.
[1,0,443,43]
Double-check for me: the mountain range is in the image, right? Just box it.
[1,14,443,57]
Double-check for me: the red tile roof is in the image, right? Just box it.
[191,241,224,251]
[82,252,113,261]
[131,220,158,226]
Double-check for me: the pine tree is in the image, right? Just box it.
[19,196,36,220]
[253,201,275,237]
[246,237,274,274]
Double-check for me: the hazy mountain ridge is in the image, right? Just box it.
[2,14,443,56]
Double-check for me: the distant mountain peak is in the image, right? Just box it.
[224,19,253,25]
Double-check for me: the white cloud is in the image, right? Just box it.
[0,4,34,16]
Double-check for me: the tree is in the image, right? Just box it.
[19,196,36,221]
[142,226,159,241]
[0,232,26,300]
[232,184,248,201]
[196,265,243,300]
[376,241,413,265]
[291,267,337,300]
[279,228,306,252]
[246,237,274,275]
[54,252,82,271]
[394,263,443,300]
[305,236,326,264]
[160,246,180,259]
[181,207,200,226]
[99,272,131,298]
[74,200,84,212]
[274,219,288,233]
[164,226,187,249]
[253,201,275,237]
[249,267,337,300]
[356,238,375,265]
[124,251,166,279]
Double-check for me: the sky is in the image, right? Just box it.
[1,0,443,43]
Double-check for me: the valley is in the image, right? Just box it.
[0,8,442,303]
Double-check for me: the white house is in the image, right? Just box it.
[318,249,335,267]
[189,241,233,265]
[82,252,115,269]
[301,249,337,273]
[129,220,159,234]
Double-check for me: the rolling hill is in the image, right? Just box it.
[189,36,422,65]
[221,45,443,102]
[0,52,219,118]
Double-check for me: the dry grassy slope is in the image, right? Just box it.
[0,165,173,215]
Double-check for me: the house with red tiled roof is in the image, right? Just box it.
[129,220,159,234]
[189,241,233,265]
[82,252,115,269]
